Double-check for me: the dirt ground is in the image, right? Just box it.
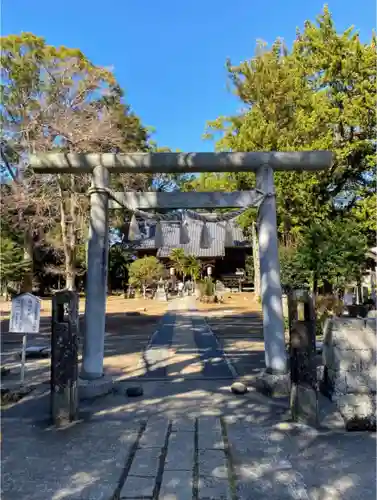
[101,299,168,379]
[0,295,168,319]
[194,291,261,313]
[1,296,168,385]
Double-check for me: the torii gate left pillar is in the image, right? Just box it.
[82,166,109,379]
[30,151,332,384]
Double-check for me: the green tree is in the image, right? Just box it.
[279,245,311,291]
[0,236,31,298]
[169,248,186,279]
[351,193,377,244]
[297,218,368,294]
[203,6,375,245]
[128,256,164,298]
[183,255,202,283]
[107,244,133,293]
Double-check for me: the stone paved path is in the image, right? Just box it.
[141,297,235,380]
[2,298,376,500]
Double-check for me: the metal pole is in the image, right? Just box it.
[256,165,287,374]
[81,166,109,379]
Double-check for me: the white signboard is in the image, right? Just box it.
[9,293,41,333]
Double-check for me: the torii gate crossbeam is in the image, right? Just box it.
[30,151,332,382]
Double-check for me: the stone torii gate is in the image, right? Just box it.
[31,151,332,385]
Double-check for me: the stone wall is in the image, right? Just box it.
[321,317,376,430]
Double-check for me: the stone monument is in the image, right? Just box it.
[155,278,167,301]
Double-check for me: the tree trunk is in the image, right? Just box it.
[323,280,333,295]
[356,279,362,304]
[65,265,75,291]
[313,272,319,296]
[58,176,77,291]
[107,273,113,296]
[252,222,261,299]
[20,231,34,293]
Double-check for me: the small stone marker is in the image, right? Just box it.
[231,382,248,394]
[288,289,318,427]
[126,386,143,397]
[155,280,168,301]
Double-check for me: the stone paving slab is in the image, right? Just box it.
[159,470,193,500]
[165,432,195,471]
[198,415,225,450]
[191,316,235,379]
[128,447,161,477]
[138,419,169,449]
[170,418,196,432]
[121,475,155,498]
[198,449,228,479]
[198,475,232,500]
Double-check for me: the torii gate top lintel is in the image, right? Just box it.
[30,151,332,174]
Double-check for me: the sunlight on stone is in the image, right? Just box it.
[270,268,280,285]
[271,295,283,314]
[52,472,97,500]
[258,228,270,251]
[318,475,356,500]
[269,431,286,442]
[210,465,228,479]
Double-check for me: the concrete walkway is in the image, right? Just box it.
[2,298,376,500]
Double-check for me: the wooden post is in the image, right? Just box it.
[288,289,318,427]
[51,290,79,426]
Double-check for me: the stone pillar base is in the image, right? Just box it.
[254,370,290,397]
[78,375,114,400]
[335,393,376,431]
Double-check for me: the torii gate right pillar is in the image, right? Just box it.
[256,165,286,374]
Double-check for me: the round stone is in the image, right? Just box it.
[231,382,248,395]
[126,386,144,397]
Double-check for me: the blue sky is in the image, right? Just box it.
[2,0,375,152]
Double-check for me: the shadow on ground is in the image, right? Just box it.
[2,305,376,499]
